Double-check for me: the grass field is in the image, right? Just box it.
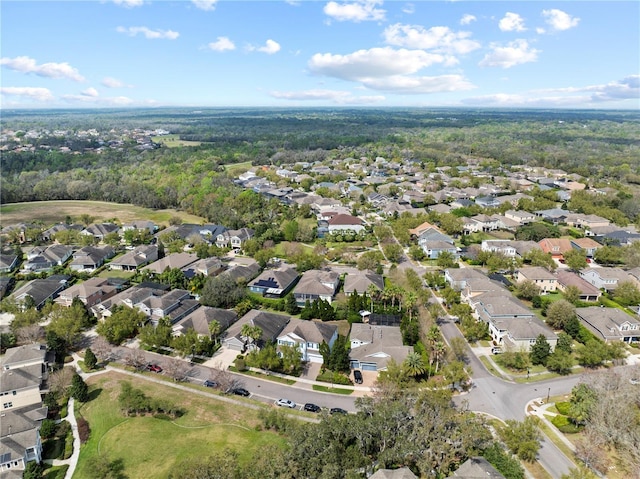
[0,200,205,227]
[73,371,286,479]
[151,134,203,148]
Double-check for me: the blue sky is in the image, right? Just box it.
[1,0,638,109]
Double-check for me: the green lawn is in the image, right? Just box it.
[73,371,286,479]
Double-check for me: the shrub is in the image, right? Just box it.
[63,430,74,459]
[235,358,246,371]
[77,416,90,443]
[40,419,58,439]
[551,414,582,433]
[555,401,571,416]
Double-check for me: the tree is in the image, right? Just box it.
[575,340,609,367]
[15,324,43,344]
[436,251,457,269]
[70,373,89,402]
[0,332,17,353]
[382,243,403,263]
[240,324,262,349]
[482,443,525,479]
[22,461,44,479]
[545,299,576,330]
[568,383,597,426]
[560,466,599,479]
[439,213,463,236]
[563,285,582,305]
[449,337,468,362]
[555,332,573,354]
[522,248,557,271]
[498,417,542,462]
[200,274,246,309]
[49,366,75,398]
[530,334,551,366]
[164,357,191,382]
[408,245,425,261]
[46,302,87,348]
[357,251,384,271]
[284,294,299,315]
[280,344,302,375]
[84,347,97,370]
[613,280,640,306]
[96,305,147,344]
[403,351,426,378]
[516,280,541,300]
[564,249,588,272]
[123,348,147,370]
[208,319,222,344]
[546,349,574,375]
[92,336,113,363]
[328,335,350,373]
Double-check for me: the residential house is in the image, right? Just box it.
[92,283,168,318]
[220,260,261,284]
[11,276,70,309]
[172,307,238,337]
[41,223,83,242]
[565,213,610,231]
[576,307,640,343]
[142,252,198,274]
[222,309,291,352]
[69,245,115,272]
[422,240,458,260]
[0,404,47,475]
[490,214,520,232]
[134,289,200,326]
[475,196,501,208]
[327,214,365,234]
[580,267,633,292]
[470,290,557,351]
[0,344,50,412]
[370,468,417,479]
[538,238,573,260]
[22,245,73,273]
[555,270,601,302]
[450,457,505,478]
[348,323,412,371]
[276,318,338,363]
[444,268,488,291]
[293,269,340,306]
[627,267,640,289]
[156,223,226,245]
[109,245,156,271]
[55,277,118,308]
[570,237,602,258]
[343,270,384,296]
[516,267,558,293]
[120,220,157,235]
[248,265,299,298]
[0,254,19,273]
[181,257,225,279]
[534,208,569,224]
[428,203,452,214]
[504,209,536,225]
[409,221,438,237]
[80,222,119,241]
[481,240,516,258]
[215,228,255,250]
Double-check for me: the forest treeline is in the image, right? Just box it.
[2,108,639,220]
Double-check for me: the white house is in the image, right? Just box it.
[276,319,338,363]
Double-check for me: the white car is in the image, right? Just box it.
[276,398,296,408]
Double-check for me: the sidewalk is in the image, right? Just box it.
[526,398,577,456]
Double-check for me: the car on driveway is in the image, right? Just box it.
[330,407,347,415]
[231,388,250,397]
[303,403,321,413]
[353,369,363,384]
[203,380,218,388]
[146,364,163,373]
[276,398,297,408]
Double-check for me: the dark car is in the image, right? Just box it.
[203,380,218,388]
[330,407,347,415]
[231,388,250,397]
[353,369,363,384]
[303,403,321,413]
[147,364,162,373]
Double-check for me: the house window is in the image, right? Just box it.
[3,402,13,408]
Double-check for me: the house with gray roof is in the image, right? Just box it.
[371,468,417,479]
[69,245,115,272]
[142,252,198,274]
[22,245,73,273]
[516,267,558,293]
[55,277,118,308]
[293,269,340,306]
[576,307,640,343]
[343,270,384,296]
[349,323,412,371]
[172,306,238,337]
[0,254,19,274]
[222,310,291,352]
[181,257,225,279]
[248,265,299,298]
[110,245,158,271]
[80,222,119,241]
[555,270,601,302]
[580,267,633,292]
[450,456,505,478]
[276,319,338,363]
[11,277,70,310]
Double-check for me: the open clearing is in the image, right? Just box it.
[74,371,286,479]
[0,200,205,227]
[151,134,203,148]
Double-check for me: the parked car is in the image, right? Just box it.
[231,388,250,397]
[353,369,363,384]
[146,364,162,373]
[330,407,347,415]
[303,403,321,413]
[203,380,218,388]
[630,378,640,385]
[276,398,297,408]
[491,347,502,355]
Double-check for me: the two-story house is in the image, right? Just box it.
[504,210,536,225]
[69,245,115,272]
[348,323,412,372]
[576,307,640,343]
[293,269,340,306]
[215,228,255,250]
[327,214,365,234]
[223,310,291,352]
[516,267,558,293]
[276,318,338,363]
[248,265,299,298]
[55,277,118,308]
[580,267,633,292]
[343,270,384,296]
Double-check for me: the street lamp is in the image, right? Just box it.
[527,368,530,379]
[547,387,551,404]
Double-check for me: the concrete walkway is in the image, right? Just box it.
[43,398,80,479]
[526,398,578,456]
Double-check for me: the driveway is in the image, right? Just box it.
[202,346,238,369]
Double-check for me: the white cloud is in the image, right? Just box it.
[499,12,526,32]
[323,0,385,23]
[0,86,54,102]
[536,75,640,102]
[192,0,217,11]
[479,39,539,68]
[0,56,84,81]
[81,87,99,97]
[102,77,126,88]
[460,14,476,25]
[359,74,475,94]
[269,89,385,104]
[116,26,179,40]
[383,23,481,55]
[208,37,236,52]
[249,39,281,54]
[542,9,579,31]
[402,3,415,15]
[112,0,144,8]
[309,47,448,80]
[61,92,135,105]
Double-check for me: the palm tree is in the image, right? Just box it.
[404,291,418,322]
[403,351,426,378]
[208,319,221,345]
[366,283,379,313]
[433,341,447,373]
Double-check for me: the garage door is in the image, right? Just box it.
[307,353,324,363]
[361,363,377,371]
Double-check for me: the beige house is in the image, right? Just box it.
[516,267,558,293]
